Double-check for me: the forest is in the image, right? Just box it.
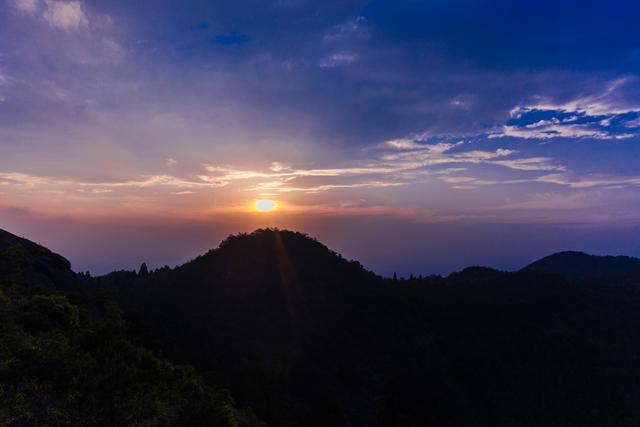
[2,228,640,426]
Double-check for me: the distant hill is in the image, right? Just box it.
[447,266,505,284]
[3,227,640,426]
[523,250,640,283]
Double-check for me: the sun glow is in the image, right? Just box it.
[255,199,277,212]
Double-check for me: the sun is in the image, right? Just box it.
[255,199,277,212]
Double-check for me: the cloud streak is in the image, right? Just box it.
[492,78,640,140]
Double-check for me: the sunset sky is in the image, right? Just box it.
[2,0,640,276]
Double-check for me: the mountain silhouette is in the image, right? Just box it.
[0,228,77,290]
[524,250,640,283]
[3,227,640,426]
[97,229,470,426]
[0,228,261,426]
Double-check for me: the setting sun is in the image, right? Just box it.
[255,199,277,212]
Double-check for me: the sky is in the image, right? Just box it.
[1,0,640,276]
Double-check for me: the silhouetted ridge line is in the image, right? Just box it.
[523,250,640,282]
[3,227,640,426]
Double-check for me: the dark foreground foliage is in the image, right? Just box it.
[3,227,640,426]
[0,229,262,427]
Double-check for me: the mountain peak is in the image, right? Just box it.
[218,228,325,251]
[523,250,640,281]
[171,228,375,295]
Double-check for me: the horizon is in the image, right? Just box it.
[3,223,640,278]
[2,0,640,276]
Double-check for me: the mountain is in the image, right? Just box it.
[0,229,261,426]
[446,266,505,284]
[96,229,640,427]
[0,228,77,290]
[3,227,640,426]
[97,229,472,426]
[523,250,640,283]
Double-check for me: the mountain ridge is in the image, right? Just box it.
[3,227,640,426]
[5,227,639,284]
[523,250,640,283]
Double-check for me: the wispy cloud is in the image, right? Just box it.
[165,158,177,169]
[196,137,560,194]
[494,191,600,210]
[516,78,640,117]
[437,170,640,192]
[323,16,368,41]
[43,0,88,31]
[12,0,38,14]
[246,180,406,194]
[536,173,640,189]
[490,157,565,171]
[0,133,568,198]
[0,172,226,191]
[492,78,640,140]
[319,52,358,68]
[491,122,634,140]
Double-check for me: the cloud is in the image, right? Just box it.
[190,135,565,194]
[536,173,640,189]
[437,175,531,190]
[269,162,290,172]
[434,168,640,193]
[0,171,227,191]
[0,131,566,199]
[382,133,431,150]
[492,78,640,140]
[491,119,636,140]
[323,16,368,41]
[494,191,600,210]
[490,157,565,171]
[624,117,640,128]
[379,140,517,169]
[516,78,640,117]
[43,0,88,31]
[246,180,406,194]
[319,52,358,68]
[493,125,632,140]
[12,0,39,14]
[0,172,51,187]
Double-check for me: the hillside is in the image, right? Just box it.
[0,229,77,290]
[0,229,261,426]
[97,230,470,426]
[3,228,640,426]
[523,250,640,283]
[97,229,640,427]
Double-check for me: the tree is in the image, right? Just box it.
[138,262,149,276]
